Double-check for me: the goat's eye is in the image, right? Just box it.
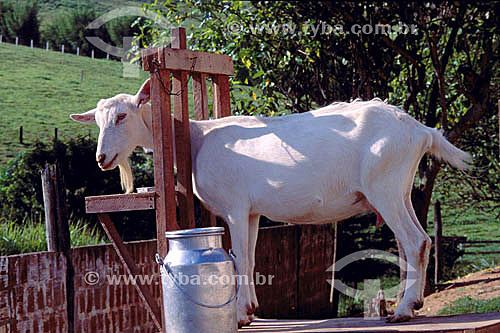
[115,113,127,125]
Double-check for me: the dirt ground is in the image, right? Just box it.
[416,265,500,315]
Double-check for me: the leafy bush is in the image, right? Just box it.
[0,136,156,240]
[438,296,500,315]
[0,0,40,45]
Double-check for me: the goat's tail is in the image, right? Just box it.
[428,128,472,170]
[118,161,134,193]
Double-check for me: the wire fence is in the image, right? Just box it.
[0,35,114,60]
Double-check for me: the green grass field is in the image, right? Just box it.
[0,42,149,163]
[0,217,105,256]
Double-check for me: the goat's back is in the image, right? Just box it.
[192,101,429,221]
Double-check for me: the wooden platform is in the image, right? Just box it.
[239,312,500,332]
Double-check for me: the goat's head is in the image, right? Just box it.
[70,79,152,193]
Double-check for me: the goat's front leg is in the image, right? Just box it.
[225,211,253,327]
[247,214,260,317]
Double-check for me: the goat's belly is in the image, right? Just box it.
[256,192,367,224]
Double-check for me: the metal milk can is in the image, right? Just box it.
[156,227,238,333]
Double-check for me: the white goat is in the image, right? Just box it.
[71,79,470,325]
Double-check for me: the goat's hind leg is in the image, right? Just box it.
[405,194,431,309]
[224,211,254,327]
[396,238,407,304]
[365,193,431,323]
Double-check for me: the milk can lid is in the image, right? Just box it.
[165,227,225,239]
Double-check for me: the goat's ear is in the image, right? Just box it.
[70,109,96,123]
[135,79,151,109]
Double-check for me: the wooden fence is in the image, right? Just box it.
[5,163,334,330]
[0,36,112,60]
[433,200,499,285]
[0,224,335,332]
[461,240,500,255]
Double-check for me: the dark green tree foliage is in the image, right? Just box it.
[42,7,101,56]
[41,7,141,57]
[0,137,156,241]
[139,1,500,227]
[0,1,40,45]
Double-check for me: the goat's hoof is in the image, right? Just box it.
[248,303,259,315]
[238,319,251,328]
[413,300,424,310]
[386,314,413,323]
[238,310,256,328]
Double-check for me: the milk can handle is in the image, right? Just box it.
[155,250,240,309]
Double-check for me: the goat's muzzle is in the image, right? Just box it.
[97,154,106,165]
[99,153,118,170]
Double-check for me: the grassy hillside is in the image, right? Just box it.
[0,41,149,164]
[37,0,146,13]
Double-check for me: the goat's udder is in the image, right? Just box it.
[353,191,385,227]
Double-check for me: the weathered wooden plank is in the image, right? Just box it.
[150,65,178,257]
[192,72,209,120]
[85,192,155,213]
[142,47,160,72]
[41,165,57,252]
[97,214,162,331]
[150,62,178,331]
[171,29,195,230]
[239,312,500,332]
[297,224,333,318]
[192,71,216,227]
[255,225,298,319]
[158,48,234,76]
[297,224,334,317]
[172,27,187,49]
[212,74,231,118]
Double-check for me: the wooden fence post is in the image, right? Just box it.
[41,164,70,252]
[54,128,58,141]
[40,164,74,332]
[171,27,196,229]
[19,126,23,144]
[434,200,442,285]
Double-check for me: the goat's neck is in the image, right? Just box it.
[139,104,154,150]
[140,104,209,167]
